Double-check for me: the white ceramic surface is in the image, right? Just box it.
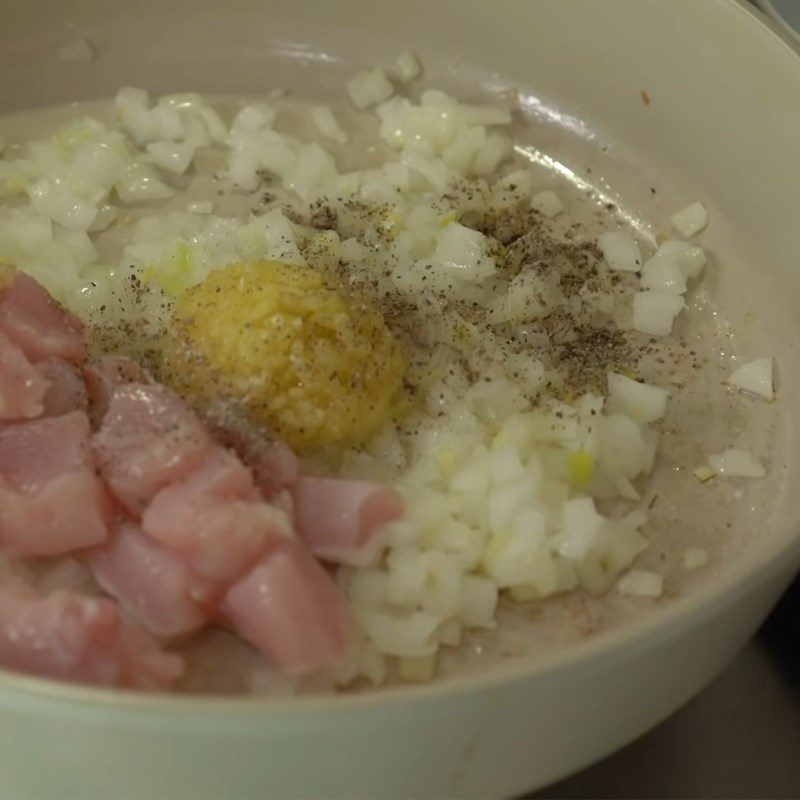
[1,1,800,797]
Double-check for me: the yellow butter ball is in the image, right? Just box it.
[164,261,404,452]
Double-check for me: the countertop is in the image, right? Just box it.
[531,582,800,799]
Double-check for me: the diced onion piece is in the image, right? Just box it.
[531,190,565,218]
[398,654,436,682]
[114,161,174,203]
[607,372,667,424]
[387,50,422,83]
[359,610,440,657]
[632,290,684,336]
[643,240,706,280]
[726,357,774,401]
[617,569,663,597]
[472,132,512,175]
[671,201,708,238]
[598,231,642,272]
[683,548,710,570]
[88,203,117,233]
[230,103,277,134]
[556,497,603,559]
[310,105,349,144]
[693,466,715,482]
[6,211,52,252]
[346,68,394,109]
[708,448,766,478]
[639,260,686,294]
[27,178,97,231]
[146,141,196,174]
[433,222,495,282]
[459,575,498,628]
[197,106,227,143]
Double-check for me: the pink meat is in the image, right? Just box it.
[221,538,354,675]
[0,267,85,364]
[92,383,212,515]
[0,330,48,420]
[211,415,299,499]
[83,356,151,427]
[0,581,182,690]
[0,412,111,556]
[36,357,89,417]
[86,519,211,638]
[293,477,404,566]
[141,448,291,584]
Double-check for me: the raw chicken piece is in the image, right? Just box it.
[0,580,182,690]
[36,357,89,417]
[0,266,85,363]
[86,519,212,638]
[293,477,403,566]
[142,448,292,584]
[83,356,151,427]
[221,538,354,675]
[92,383,212,514]
[0,412,111,555]
[209,411,299,498]
[0,331,48,419]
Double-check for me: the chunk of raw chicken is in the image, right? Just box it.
[293,477,403,566]
[92,383,212,514]
[221,538,355,675]
[0,580,182,690]
[0,412,111,555]
[142,448,292,584]
[0,266,85,364]
[36,357,89,417]
[86,519,212,638]
[83,356,151,427]
[0,331,48,419]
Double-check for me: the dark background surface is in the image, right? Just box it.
[529,580,800,799]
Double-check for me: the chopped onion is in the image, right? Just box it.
[639,259,686,294]
[114,161,173,204]
[726,357,774,401]
[643,239,706,280]
[598,231,642,272]
[607,372,667,423]
[556,497,604,559]
[310,105,349,144]
[693,466,715,483]
[5,211,52,253]
[671,201,708,238]
[473,132,512,176]
[683,548,709,570]
[617,569,663,597]
[433,222,495,282]
[146,141,196,174]
[531,190,565,218]
[27,178,97,231]
[230,104,276,134]
[708,448,766,478]
[346,68,394,110]
[87,203,117,233]
[632,290,684,336]
[387,50,422,84]
[197,107,227,143]
[398,654,436,682]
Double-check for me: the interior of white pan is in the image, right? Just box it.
[0,0,798,694]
